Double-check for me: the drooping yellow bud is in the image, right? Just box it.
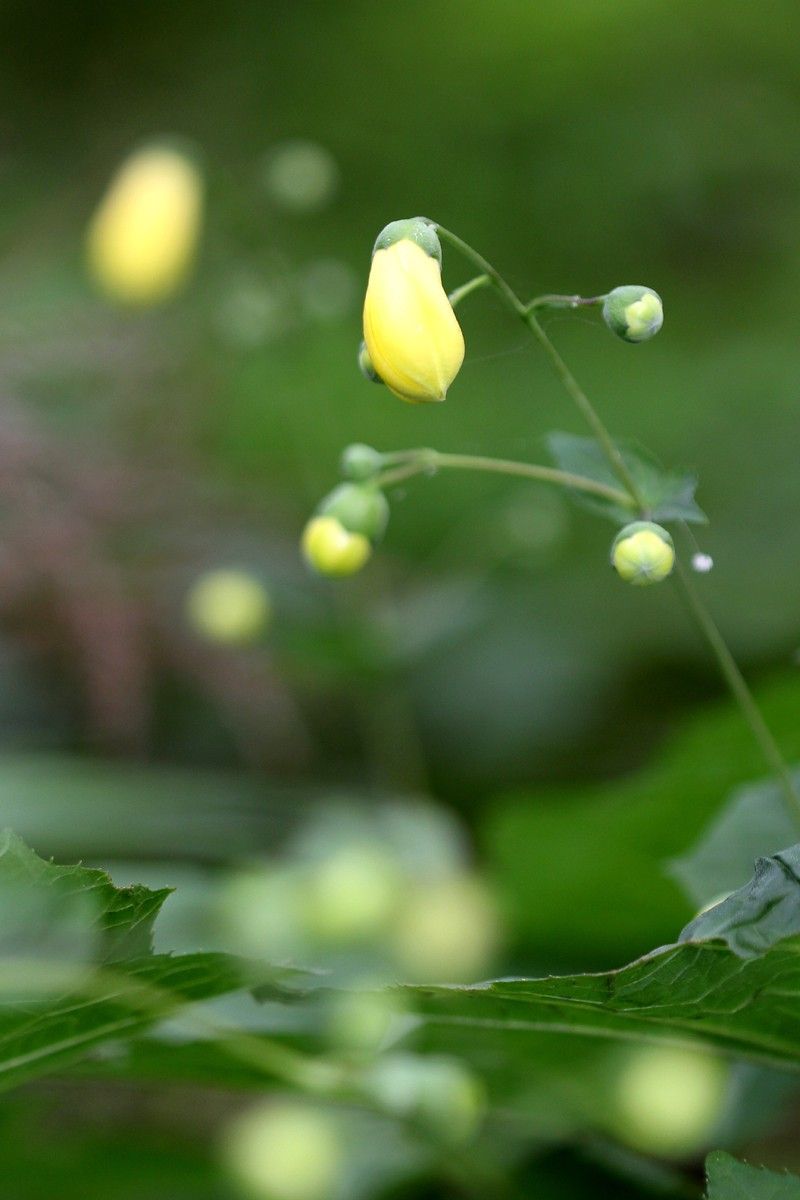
[87,144,203,305]
[363,239,464,403]
[301,515,371,577]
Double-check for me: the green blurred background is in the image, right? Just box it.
[3,0,800,1192]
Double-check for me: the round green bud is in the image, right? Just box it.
[361,1053,485,1144]
[357,341,383,385]
[317,482,389,542]
[603,286,663,343]
[611,521,675,586]
[301,843,402,944]
[185,569,271,646]
[372,217,441,264]
[221,1102,341,1200]
[340,441,383,481]
[611,1045,727,1158]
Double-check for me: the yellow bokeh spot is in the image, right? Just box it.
[612,1045,728,1157]
[613,529,674,585]
[222,1103,340,1200]
[392,874,499,982]
[186,570,271,645]
[363,239,464,404]
[301,515,371,577]
[87,144,203,305]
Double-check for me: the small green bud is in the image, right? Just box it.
[317,482,389,541]
[611,521,674,585]
[361,1053,485,1144]
[357,341,383,385]
[221,1102,341,1200]
[603,286,663,343]
[372,216,442,264]
[340,441,383,481]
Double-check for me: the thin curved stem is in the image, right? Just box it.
[434,221,800,819]
[375,449,633,509]
[448,274,491,308]
[674,559,800,824]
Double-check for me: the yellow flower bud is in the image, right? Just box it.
[87,144,203,305]
[186,569,271,645]
[363,223,464,404]
[611,1045,727,1158]
[602,285,663,343]
[301,515,371,577]
[611,521,675,585]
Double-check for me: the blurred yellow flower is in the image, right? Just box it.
[611,521,674,585]
[363,239,464,403]
[301,515,371,577]
[87,144,203,304]
[186,569,271,645]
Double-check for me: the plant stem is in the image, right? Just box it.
[375,449,633,508]
[449,274,491,308]
[674,559,800,824]
[434,221,800,818]
[527,293,604,311]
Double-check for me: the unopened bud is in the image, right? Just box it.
[603,286,663,343]
[611,521,674,586]
[340,442,383,482]
[301,516,371,578]
[317,482,389,541]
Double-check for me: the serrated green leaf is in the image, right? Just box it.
[0,829,170,963]
[706,1151,800,1200]
[546,431,706,524]
[0,832,257,1092]
[679,844,800,957]
[669,774,800,909]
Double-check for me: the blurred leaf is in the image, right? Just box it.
[669,775,800,909]
[546,432,706,524]
[679,844,800,957]
[0,829,170,963]
[0,832,254,1092]
[485,674,800,965]
[706,1150,800,1199]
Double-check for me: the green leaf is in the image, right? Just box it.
[668,774,800,909]
[0,829,171,963]
[679,844,800,957]
[706,1151,800,1200]
[0,831,256,1092]
[546,431,706,524]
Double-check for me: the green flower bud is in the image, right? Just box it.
[611,1045,727,1158]
[611,521,675,585]
[317,482,389,541]
[357,341,383,384]
[372,216,441,264]
[340,442,383,481]
[603,286,663,343]
[221,1102,341,1200]
[361,1053,485,1144]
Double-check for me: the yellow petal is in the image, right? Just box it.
[301,516,371,577]
[363,240,464,403]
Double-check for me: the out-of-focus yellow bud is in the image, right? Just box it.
[87,144,203,305]
[611,1045,728,1157]
[325,987,405,1055]
[363,218,464,404]
[391,874,499,982]
[301,515,371,577]
[611,521,675,586]
[221,1102,341,1200]
[186,569,271,645]
[603,285,663,343]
